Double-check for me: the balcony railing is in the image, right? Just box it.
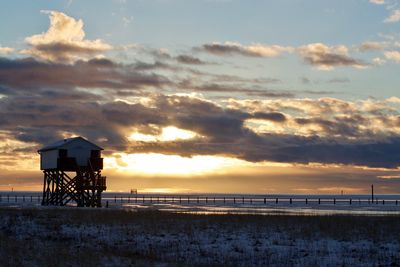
[57,157,103,171]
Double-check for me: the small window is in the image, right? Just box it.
[59,149,68,158]
[91,150,100,158]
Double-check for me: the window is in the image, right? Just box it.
[59,149,68,158]
[91,150,101,158]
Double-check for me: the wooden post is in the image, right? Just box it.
[114,195,116,203]
[275,198,278,204]
[350,199,352,205]
[383,199,385,205]
[250,198,252,204]
[371,184,374,202]
[290,198,292,204]
[206,197,208,203]
[233,197,236,204]
[305,198,308,205]
[188,196,190,203]
[318,198,320,205]
[334,198,336,205]
[264,198,266,204]
[213,197,215,203]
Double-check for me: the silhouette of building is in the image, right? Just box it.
[38,137,106,207]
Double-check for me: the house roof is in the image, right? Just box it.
[37,136,103,153]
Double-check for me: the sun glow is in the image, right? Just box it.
[105,153,242,175]
[129,126,198,142]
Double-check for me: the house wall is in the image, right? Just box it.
[40,150,59,170]
[66,139,98,167]
[40,139,101,170]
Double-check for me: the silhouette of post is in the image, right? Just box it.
[371,184,374,202]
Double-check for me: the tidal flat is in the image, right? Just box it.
[0,207,400,266]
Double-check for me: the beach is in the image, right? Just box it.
[1,206,400,266]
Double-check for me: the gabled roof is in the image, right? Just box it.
[38,136,103,153]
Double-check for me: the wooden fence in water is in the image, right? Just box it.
[1,194,399,206]
[104,195,400,206]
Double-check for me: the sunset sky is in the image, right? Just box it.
[1,0,400,194]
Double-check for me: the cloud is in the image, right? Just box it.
[175,55,208,65]
[0,57,170,93]
[369,0,385,4]
[196,41,368,70]
[327,77,350,83]
[358,41,386,51]
[372,57,386,65]
[197,42,293,57]
[21,11,111,63]
[384,50,400,63]
[385,9,400,23]
[298,43,367,70]
[2,89,400,168]
[0,47,14,55]
[252,112,287,122]
[177,79,294,97]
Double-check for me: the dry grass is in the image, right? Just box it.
[1,207,400,266]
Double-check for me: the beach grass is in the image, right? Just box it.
[1,207,400,266]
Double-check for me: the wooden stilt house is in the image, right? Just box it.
[38,137,106,207]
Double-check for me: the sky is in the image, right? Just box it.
[1,0,400,194]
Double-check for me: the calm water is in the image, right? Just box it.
[1,191,400,216]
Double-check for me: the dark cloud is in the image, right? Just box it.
[175,55,208,65]
[0,57,171,94]
[295,117,362,137]
[303,90,338,95]
[1,92,400,168]
[177,80,294,97]
[0,53,399,169]
[27,42,108,63]
[302,53,366,69]
[196,43,292,58]
[199,43,250,56]
[252,112,287,122]
[298,43,367,70]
